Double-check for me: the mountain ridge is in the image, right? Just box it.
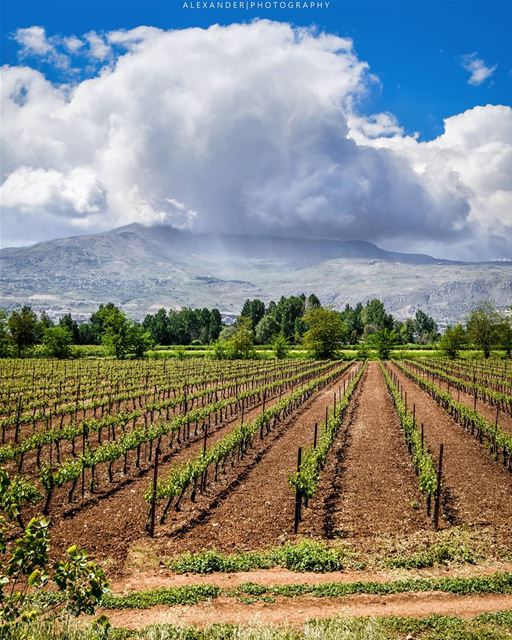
[1,224,511,323]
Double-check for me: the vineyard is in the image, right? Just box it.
[2,355,512,635]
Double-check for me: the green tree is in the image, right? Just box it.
[366,328,397,360]
[272,334,289,359]
[240,299,266,330]
[498,310,512,357]
[43,326,73,359]
[0,310,11,357]
[362,299,394,332]
[8,306,39,356]
[100,307,152,358]
[255,314,279,344]
[439,324,466,359]
[59,314,80,343]
[466,303,501,358]
[208,309,223,342]
[224,317,255,359]
[413,310,438,344]
[302,308,345,359]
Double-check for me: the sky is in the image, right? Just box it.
[1,0,511,259]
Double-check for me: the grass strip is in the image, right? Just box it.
[101,571,512,609]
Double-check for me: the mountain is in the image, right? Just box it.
[1,223,511,323]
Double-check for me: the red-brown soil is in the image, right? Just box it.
[103,592,512,629]
[50,364,350,572]
[302,362,430,539]
[157,367,357,556]
[390,363,512,527]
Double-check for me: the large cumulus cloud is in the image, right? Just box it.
[1,21,511,258]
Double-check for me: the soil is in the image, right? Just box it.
[303,362,430,539]
[157,366,357,556]
[49,363,349,572]
[103,592,512,629]
[390,363,512,527]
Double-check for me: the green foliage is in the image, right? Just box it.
[271,334,289,359]
[223,317,255,359]
[439,324,466,359]
[467,302,502,359]
[365,329,397,360]
[43,326,73,359]
[0,309,12,357]
[385,539,477,569]
[0,467,40,526]
[167,541,354,574]
[8,306,39,356]
[291,364,366,499]
[0,512,108,638]
[100,306,152,359]
[302,308,346,359]
[102,584,219,609]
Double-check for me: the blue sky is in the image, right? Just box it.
[2,0,511,140]
[1,1,511,258]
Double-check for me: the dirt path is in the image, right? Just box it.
[390,363,512,527]
[50,363,347,572]
[104,592,512,629]
[112,562,512,592]
[158,369,356,556]
[303,363,429,539]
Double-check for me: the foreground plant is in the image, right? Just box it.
[0,467,109,639]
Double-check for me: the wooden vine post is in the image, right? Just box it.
[433,443,444,530]
[148,444,161,538]
[293,447,302,534]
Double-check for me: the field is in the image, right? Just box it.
[2,356,512,638]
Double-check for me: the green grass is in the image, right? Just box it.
[100,572,512,610]
[166,541,356,574]
[10,611,512,640]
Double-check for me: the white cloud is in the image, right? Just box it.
[461,53,497,86]
[84,31,111,60]
[63,36,84,53]
[14,26,53,56]
[1,21,511,259]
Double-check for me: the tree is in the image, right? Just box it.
[0,310,11,357]
[43,326,73,359]
[302,308,346,359]
[306,293,321,309]
[224,317,255,359]
[498,310,512,357]
[59,314,80,343]
[439,324,466,359]
[272,334,289,359]
[255,314,279,344]
[8,306,38,356]
[414,310,438,344]
[362,299,394,332]
[466,303,500,358]
[100,307,152,358]
[208,309,223,342]
[143,308,170,345]
[240,299,266,330]
[366,328,397,360]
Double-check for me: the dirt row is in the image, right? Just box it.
[390,363,512,528]
[50,362,348,570]
[103,592,512,629]
[302,362,430,540]
[155,366,359,556]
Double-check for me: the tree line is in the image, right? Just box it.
[0,296,510,359]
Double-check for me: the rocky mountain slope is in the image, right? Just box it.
[1,224,511,323]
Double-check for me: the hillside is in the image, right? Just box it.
[1,223,511,322]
